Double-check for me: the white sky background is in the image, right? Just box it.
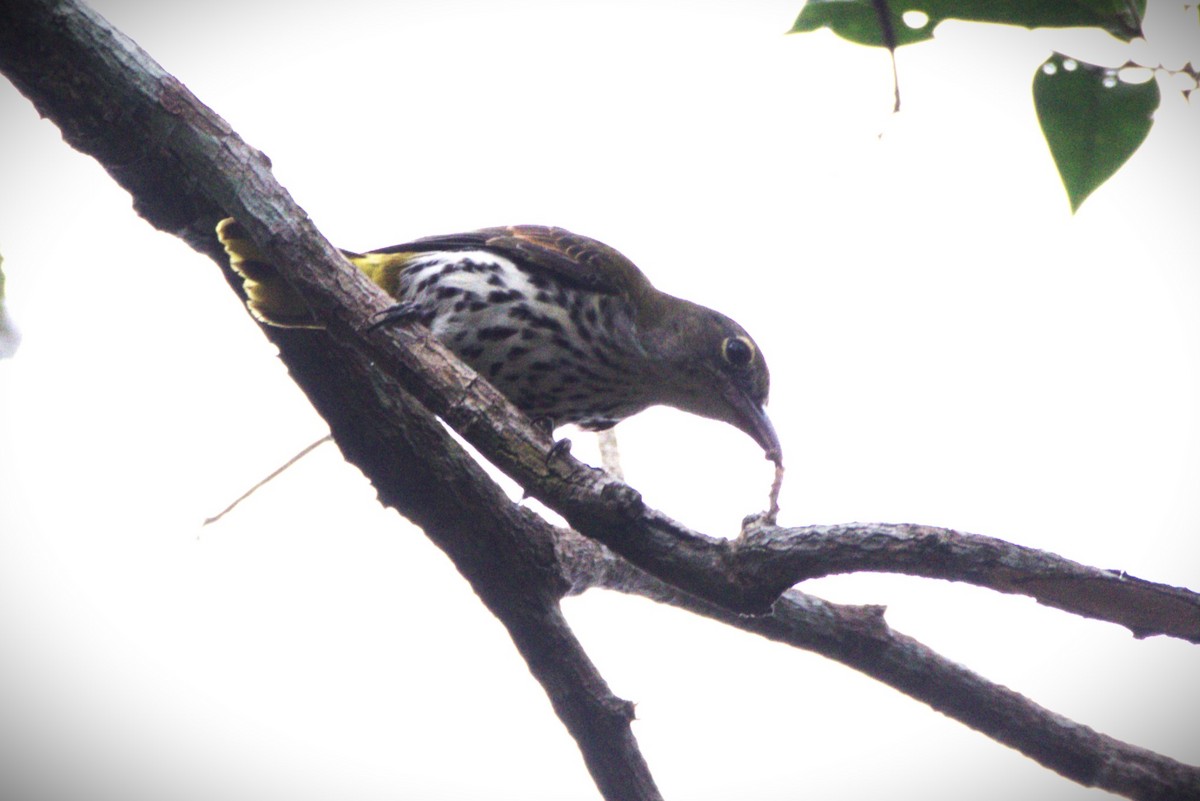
[1,0,1198,798]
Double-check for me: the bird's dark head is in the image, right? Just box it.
[643,298,782,465]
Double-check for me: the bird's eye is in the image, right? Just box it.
[721,336,755,368]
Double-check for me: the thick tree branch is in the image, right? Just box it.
[12,0,1192,635]
[0,2,660,797]
[278,338,662,801]
[10,0,1194,638]
[2,2,1196,800]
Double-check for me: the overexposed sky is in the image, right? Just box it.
[1,1,1198,799]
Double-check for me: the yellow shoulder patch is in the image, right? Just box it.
[346,250,415,299]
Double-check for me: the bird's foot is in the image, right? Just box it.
[367,302,428,332]
[548,437,573,461]
[531,416,572,463]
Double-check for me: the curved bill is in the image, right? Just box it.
[724,385,783,465]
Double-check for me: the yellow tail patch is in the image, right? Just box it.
[216,218,320,328]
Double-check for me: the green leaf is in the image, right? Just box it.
[1033,52,1159,212]
[790,0,1146,48]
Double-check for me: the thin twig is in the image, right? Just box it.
[203,435,332,525]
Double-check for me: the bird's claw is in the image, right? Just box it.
[367,302,425,332]
[547,437,573,462]
[530,416,571,464]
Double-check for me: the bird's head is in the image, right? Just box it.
[643,298,782,465]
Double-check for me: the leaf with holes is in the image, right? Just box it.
[1033,53,1160,212]
[789,0,1146,49]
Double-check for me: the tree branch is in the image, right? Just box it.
[556,529,1200,801]
[0,2,660,797]
[277,337,662,800]
[2,2,1196,800]
[733,522,1200,643]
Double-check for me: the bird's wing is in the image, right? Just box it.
[367,225,652,299]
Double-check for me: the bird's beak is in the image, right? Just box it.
[724,385,783,465]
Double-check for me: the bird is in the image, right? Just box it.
[216,219,782,468]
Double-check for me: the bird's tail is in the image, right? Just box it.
[216,218,414,327]
[215,218,321,327]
